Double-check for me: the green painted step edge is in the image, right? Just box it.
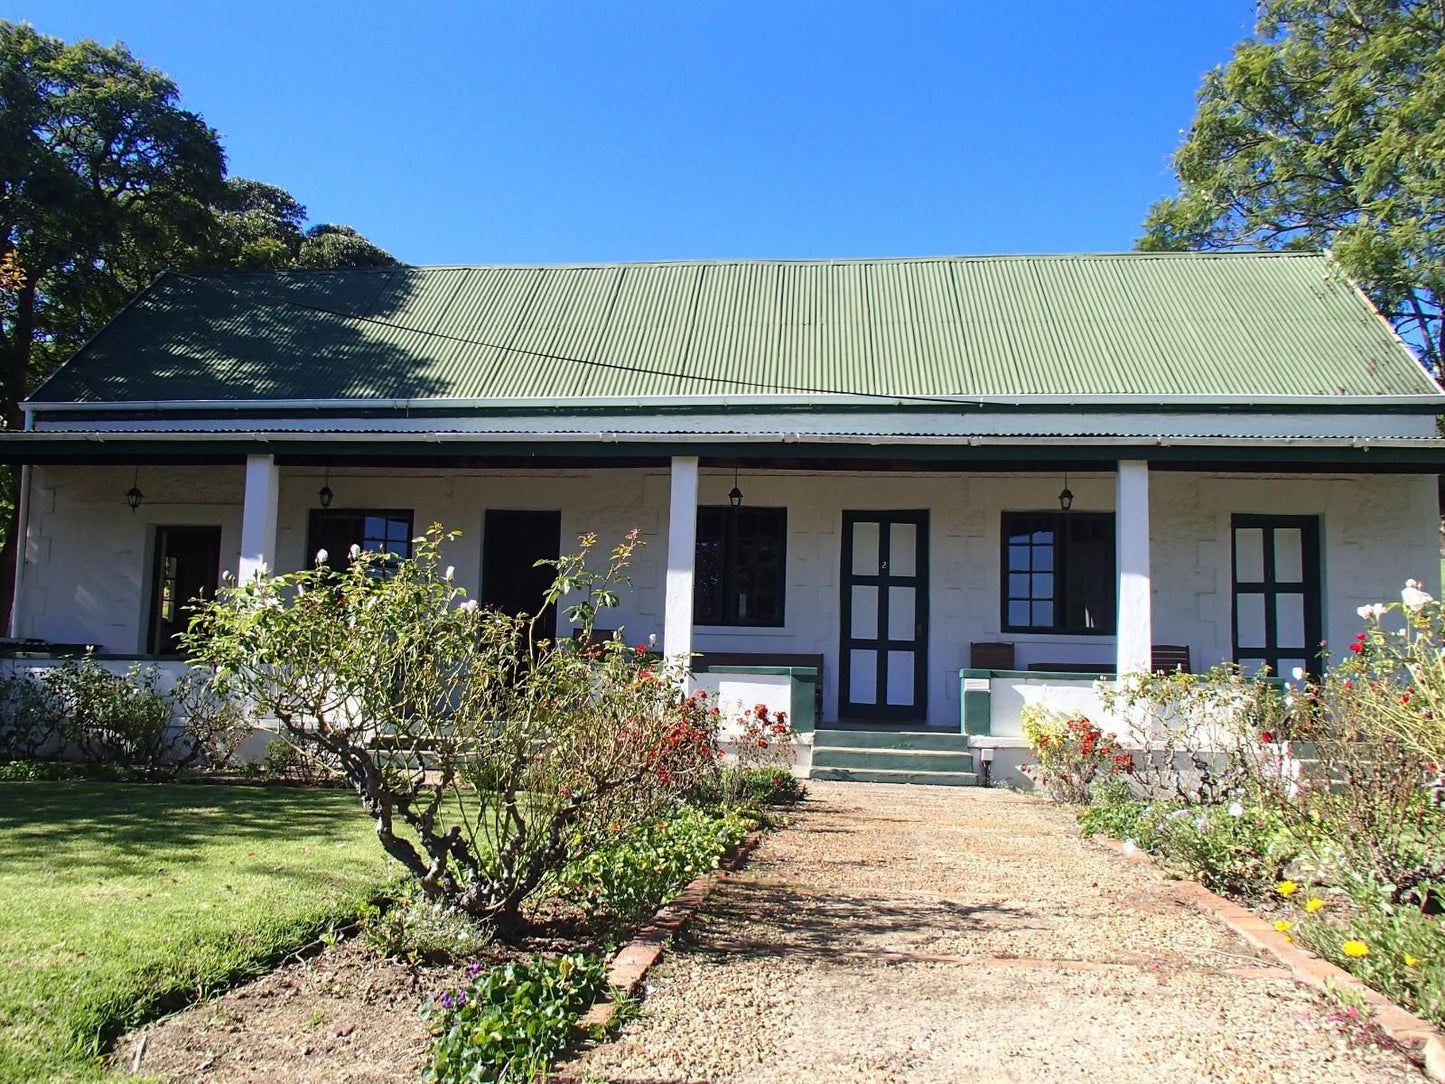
[811,749,975,773]
[809,768,977,787]
[813,729,971,751]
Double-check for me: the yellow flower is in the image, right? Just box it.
[1405,955,1420,968]
[1274,919,1293,933]
[1304,898,1326,913]
[1276,881,1299,897]
[1342,941,1370,958]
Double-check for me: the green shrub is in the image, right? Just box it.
[362,885,493,963]
[695,766,806,810]
[1150,802,1298,899]
[558,803,753,926]
[423,953,609,1084]
[1293,901,1445,1027]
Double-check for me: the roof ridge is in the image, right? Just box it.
[176,251,1332,276]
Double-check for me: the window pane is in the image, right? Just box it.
[849,649,877,704]
[888,586,915,642]
[1032,601,1053,627]
[851,585,878,640]
[1235,528,1264,583]
[1276,593,1306,650]
[388,517,411,543]
[1236,593,1267,651]
[1065,516,1116,633]
[694,507,786,627]
[1008,600,1031,627]
[889,523,917,577]
[1274,529,1303,583]
[1008,545,1030,572]
[1032,572,1053,601]
[885,651,915,705]
[852,521,880,576]
[1009,572,1030,598]
[1032,545,1053,572]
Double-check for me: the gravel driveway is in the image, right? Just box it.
[560,782,1423,1083]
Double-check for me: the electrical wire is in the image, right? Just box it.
[169,270,989,407]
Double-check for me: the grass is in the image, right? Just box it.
[0,782,401,1083]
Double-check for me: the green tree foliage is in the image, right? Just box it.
[1140,1,1445,373]
[0,21,225,428]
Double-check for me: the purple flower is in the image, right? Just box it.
[466,962,484,978]
[439,991,455,1009]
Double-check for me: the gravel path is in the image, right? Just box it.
[560,782,1424,1083]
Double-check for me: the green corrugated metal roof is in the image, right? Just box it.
[29,252,1441,405]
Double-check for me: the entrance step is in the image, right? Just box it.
[809,767,977,787]
[813,728,971,752]
[810,728,975,785]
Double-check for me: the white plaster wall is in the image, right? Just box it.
[16,465,1441,734]
[1150,472,1442,673]
[17,465,246,652]
[272,466,670,644]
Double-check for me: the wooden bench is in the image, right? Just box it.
[691,652,825,718]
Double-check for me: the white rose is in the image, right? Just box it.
[458,599,479,614]
[444,566,455,581]
[1402,581,1434,612]
[1227,802,1244,817]
[349,543,362,558]
[315,548,328,565]
[1291,666,1305,682]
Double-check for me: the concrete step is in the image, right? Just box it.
[809,767,978,787]
[813,728,970,752]
[811,747,975,774]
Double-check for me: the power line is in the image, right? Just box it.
[171,271,985,407]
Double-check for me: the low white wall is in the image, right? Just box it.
[689,669,811,774]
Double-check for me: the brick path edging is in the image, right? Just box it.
[576,831,764,1031]
[1092,834,1445,1081]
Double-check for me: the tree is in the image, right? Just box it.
[0,23,400,624]
[1140,1,1445,374]
[0,21,226,430]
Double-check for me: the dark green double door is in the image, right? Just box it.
[839,511,928,721]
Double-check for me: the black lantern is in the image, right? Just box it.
[728,467,743,508]
[125,468,143,512]
[1058,472,1074,512]
[318,467,333,509]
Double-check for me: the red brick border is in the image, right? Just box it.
[1092,835,1445,1080]
[577,831,763,1030]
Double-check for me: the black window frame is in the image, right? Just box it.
[694,506,787,627]
[1230,513,1323,679]
[306,509,415,574]
[1000,511,1116,635]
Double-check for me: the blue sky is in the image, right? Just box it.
[18,2,1256,266]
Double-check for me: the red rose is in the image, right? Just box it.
[1260,731,1274,743]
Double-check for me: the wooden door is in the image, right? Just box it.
[839,511,929,721]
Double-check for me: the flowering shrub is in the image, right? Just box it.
[422,953,609,1084]
[183,526,721,931]
[558,803,753,926]
[1020,706,1126,804]
[1147,800,1298,898]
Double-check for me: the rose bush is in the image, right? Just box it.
[183,525,721,931]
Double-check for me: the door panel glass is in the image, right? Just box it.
[1234,528,1264,583]
[849,650,877,702]
[889,523,916,577]
[1236,593,1266,650]
[888,587,915,642]
[852,522,880,576]
[850,585,878,641]
[886,651,915,705]
[1276,593,1306,650]
[1274,529,1303,582]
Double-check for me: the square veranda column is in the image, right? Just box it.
[238,454,280,581]
[1115,459,1152,677]
[663,456,699,666]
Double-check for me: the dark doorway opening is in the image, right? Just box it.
[482,510,562,636]
[147,526,222,656]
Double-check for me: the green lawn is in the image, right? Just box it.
[0,782,400,1083]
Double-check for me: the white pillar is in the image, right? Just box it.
[1115,459,1152,677]
[238,454,280,581]
[663,455,699,666]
